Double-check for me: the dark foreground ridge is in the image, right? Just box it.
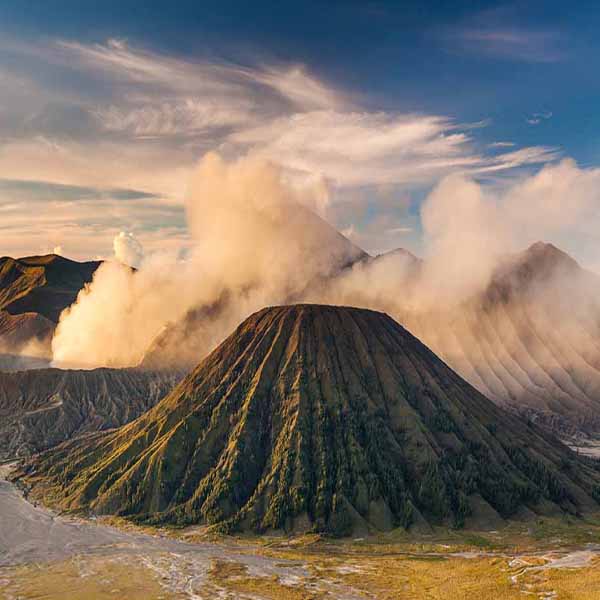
[17,305,600,535]
[0,367,182,461]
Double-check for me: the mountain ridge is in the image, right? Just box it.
[0,253,101,359]
[0,366,181,461]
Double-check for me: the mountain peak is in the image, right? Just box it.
[488,242,581,300]
[0,253,102,354]
[523,241,578,267]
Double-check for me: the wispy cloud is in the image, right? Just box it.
[0,179,188,260]
[229,110,555,186]
[0,179,158,202]
[455,28,565,62]
[488,141,515,148]
[526,111,553,126]
[0,37,562,257]
[57,38,346,136]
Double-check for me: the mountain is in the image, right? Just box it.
[404,242,600,437]
[0,367,181,461]
[0,254,101,358]
[17,305,600,536]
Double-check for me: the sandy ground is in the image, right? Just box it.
[2,464,600,599]
[0,477,302,571]
[0,479,155,566]
[568,441,600,459]
[0,472,366,599]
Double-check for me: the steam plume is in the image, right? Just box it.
[51,153,361,367]
[113,231,144,267]
[51,154,600,373]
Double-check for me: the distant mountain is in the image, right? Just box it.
[374,247,422,265]
[18,305,600,536]
[404,242,600,437]
[0,367,181,461]
[0,254,101,358]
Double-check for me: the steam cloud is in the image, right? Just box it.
[113,231,144,267]
[51,154,600,372]
[51,153,362,367]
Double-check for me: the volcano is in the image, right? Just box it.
[19,305,600,535]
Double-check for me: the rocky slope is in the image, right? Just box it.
[0,367,181,461]
[0,254,101,358]
[17,305,600,536]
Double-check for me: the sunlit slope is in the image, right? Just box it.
[19,305,600,535]
[0,254,101,353]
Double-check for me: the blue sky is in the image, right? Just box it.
[1,1,600,264]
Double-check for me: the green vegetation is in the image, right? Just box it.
[17,305,600,536]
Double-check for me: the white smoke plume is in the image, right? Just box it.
[51,153,362,368]
[113,231,144,267]
[51,154,600,372]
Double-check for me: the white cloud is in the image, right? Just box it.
[59,38,346,119]
[230,110,555,187]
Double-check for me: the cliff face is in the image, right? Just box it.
[19,305,600,536]
[0,367,181,460]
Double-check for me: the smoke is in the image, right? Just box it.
[113,231,144,267]
[419,173,508,303]
[51,154,600,380]
[51,152,362,368]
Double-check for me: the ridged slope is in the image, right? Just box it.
[405,243,600,435]
[139,243,600,437]
[0,368,181,460]
[20,305,600,535]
